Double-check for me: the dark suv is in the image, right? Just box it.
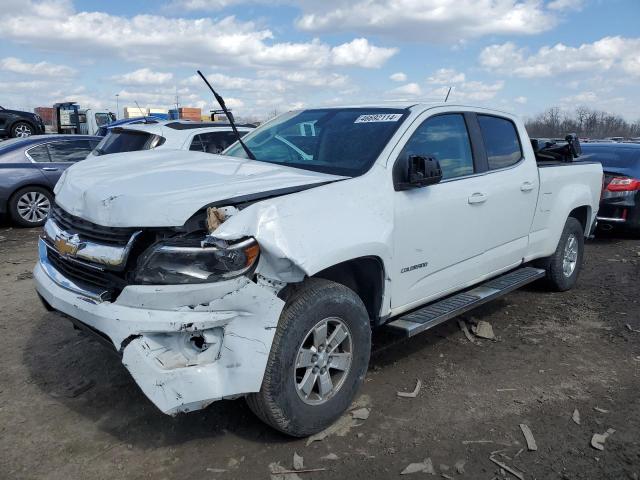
[0,106,46,138]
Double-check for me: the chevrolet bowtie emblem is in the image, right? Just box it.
[54,233,82,256]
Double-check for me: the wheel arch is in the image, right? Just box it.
[568,205,591,235]
[311,256,386,325]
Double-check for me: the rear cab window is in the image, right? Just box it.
[477,115,523,170]
[190,131,246,154]
[93,128,165,156]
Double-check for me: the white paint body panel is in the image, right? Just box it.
[35,103,603,415]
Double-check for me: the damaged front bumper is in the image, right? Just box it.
[34,238,285,414]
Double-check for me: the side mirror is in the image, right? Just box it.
[394,154,443,191]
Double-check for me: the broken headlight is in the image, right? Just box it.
[133,237,259,285]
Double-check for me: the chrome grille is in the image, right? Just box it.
[50,204,138,246]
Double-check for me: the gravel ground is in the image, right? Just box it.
[1,224,638,480]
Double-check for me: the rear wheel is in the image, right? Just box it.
[541,217,584,291]
[11,122,34,138]
[246,278,371,437]
[9,186,52,227]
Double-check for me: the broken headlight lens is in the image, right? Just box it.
[133,237,259,285]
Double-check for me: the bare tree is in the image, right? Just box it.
[526,106,640,139]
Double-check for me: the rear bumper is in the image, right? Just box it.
[597,191,640,229]
[34,239,285,414]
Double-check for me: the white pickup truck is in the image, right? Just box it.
[34,103,603,437]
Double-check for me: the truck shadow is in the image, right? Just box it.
[23,312,293,448]
[24,297,510,447]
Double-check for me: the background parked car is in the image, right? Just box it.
[0,106,46,138]
[95,116,162,137]
[0,135,101,227]
[580,142,640,232]
[91,120,254,157]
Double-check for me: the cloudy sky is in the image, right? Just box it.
[0,0,638,121]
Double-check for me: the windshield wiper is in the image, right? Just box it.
[197,70,256,161]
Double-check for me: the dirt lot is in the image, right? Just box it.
[1,224,638,480]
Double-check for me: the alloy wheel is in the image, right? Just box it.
[295,317,353,405]
[16,191,50,224]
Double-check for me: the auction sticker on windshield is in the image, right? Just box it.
[354,113,403,123]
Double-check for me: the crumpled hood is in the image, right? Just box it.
[54,149,343,227]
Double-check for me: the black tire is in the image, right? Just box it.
[9,186,53,227]
[541,217,584,291]
[246,278,371,437]
[11,121,34,138]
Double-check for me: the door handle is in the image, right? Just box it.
[42,167,58,171]
[520,181,534,192]
[468,192,487,204]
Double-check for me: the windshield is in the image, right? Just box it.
[92,129,165,156]
[224,108,408,176]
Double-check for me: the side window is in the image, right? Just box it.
[399,114,474,180]
[189,135,204,152]
[27,144,51,162]
[47,140,93,162]
[477,115,522,170]
[199,132,241,154]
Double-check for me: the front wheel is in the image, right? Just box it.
[541,217,585,291]
[246,278,371,437]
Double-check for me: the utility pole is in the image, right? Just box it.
[115,93,119,119]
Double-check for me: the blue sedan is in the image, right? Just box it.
[0,135,101,227]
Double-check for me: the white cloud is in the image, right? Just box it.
[0,3,396,70]
[390,72,407,82]
[295,0,557,42]
[388,82,422,96]
[479,36,640,78]
[514,96,528,104]
[427,68,465,85]
[331,38,397,68]
[114,68,173,85]
[547,0,583,11]
[0,56,76,77]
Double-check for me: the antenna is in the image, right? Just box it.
[134,100,148,123]
[197,70,256,160]
[444,87,452,103]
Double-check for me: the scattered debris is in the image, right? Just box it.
[351,407,371,420]
[514,448,524,458]
[519,424,538,451]
[594,407,609,414]
[462,440,494,445]
[472,320,495,340]
[572,409,581,425]
[397,379,422,398]
[320,453,339,461]
[441,474,453,479]
[591,429,615,451]
[626,324,640,333]
[293,452,304,471]
[488,456,524,480]
[400,458,435,475]
[227,457,242,468]
[454,460,466,474]
[458,320,476,343]
[206,468,227,473]
[269,462,302,480]
[306,414,358,445]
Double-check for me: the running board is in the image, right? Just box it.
[386,267,545,337]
